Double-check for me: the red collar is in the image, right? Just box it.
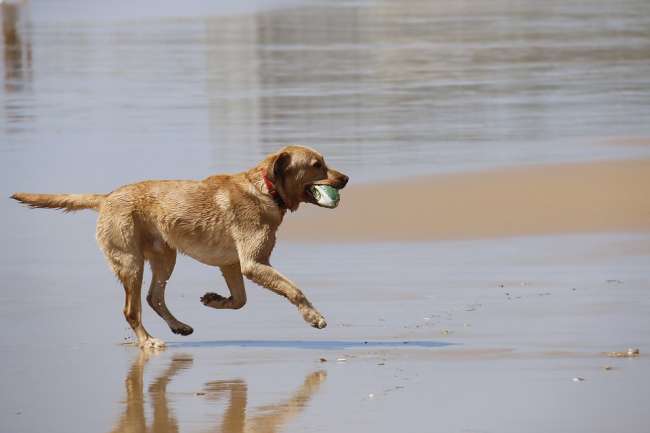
[262,171,286,209]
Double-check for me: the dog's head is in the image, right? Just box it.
[266,145,349,211]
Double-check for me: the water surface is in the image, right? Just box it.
[1,0,650,190]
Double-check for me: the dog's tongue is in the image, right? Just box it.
[309,185,340,208]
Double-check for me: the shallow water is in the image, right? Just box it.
[1,0,650,189]
[168,340,452,349]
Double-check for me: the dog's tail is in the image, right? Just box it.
[10,192,106,212]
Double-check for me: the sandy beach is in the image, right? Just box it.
[3,231,649,433]
[282,158,650,242]
[2,166,649,432]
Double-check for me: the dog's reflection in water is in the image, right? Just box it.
[109,350,191,433]
[201,370,326,433]
[110,351,327,433]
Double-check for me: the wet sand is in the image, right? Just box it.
[2,232,649,433]
[282,158,650,241]
[3,156,650,433]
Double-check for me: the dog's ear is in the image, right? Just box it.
[272,151,291,181]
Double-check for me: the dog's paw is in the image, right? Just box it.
[301,308,327,329]
[201,292,226,306]
[171,323,194,336]
[140,337,166,350]
[311,317,327,329]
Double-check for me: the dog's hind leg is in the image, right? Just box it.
[113,250,164,348]
[146,246,193,336]
[200,263,247,310]
[97,213,164,349]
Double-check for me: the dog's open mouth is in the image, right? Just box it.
[305,184,341,208]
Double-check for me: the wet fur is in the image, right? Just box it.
[12,146,349,348]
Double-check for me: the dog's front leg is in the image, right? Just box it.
[201,263,247,310]
[239,260,327,329]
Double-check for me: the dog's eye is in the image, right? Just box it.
[312,161,322,169]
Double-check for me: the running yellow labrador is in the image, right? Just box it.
[12,146,348,348]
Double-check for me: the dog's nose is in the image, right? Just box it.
[339,175,349,188]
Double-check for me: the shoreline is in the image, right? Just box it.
[281,158,650,242]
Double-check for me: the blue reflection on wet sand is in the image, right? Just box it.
[168,340,454,349]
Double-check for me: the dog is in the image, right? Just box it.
[12,145,349,348]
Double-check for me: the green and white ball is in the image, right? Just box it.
[309,185,340,208]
